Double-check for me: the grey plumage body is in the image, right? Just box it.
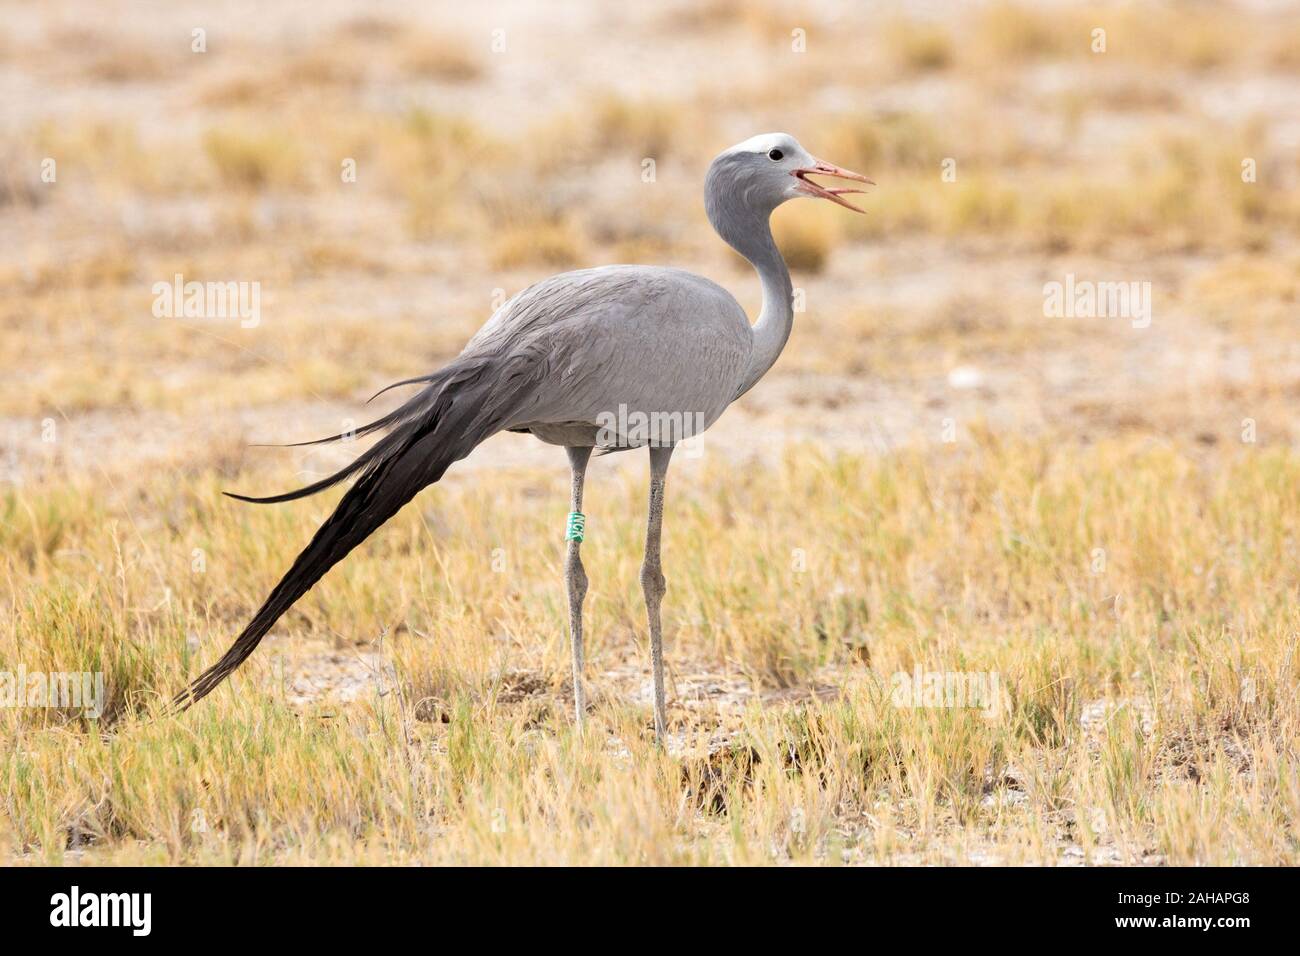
[174,133,872,742]
[476,266,752,447]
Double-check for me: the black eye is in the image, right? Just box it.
[767,148,784,161]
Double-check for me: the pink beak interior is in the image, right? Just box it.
[792,159,875,212]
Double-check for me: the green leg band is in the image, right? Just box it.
[565,511,586,542]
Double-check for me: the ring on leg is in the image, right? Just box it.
[564,446,593,734]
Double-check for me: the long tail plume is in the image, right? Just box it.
[172,353,539,710]
[246,373,444,451]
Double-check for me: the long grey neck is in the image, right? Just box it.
[705,166,793,398]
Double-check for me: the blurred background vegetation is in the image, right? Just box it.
[2,1,1299,865]
[2,0,1297,446]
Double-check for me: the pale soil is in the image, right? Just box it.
[3,0,1298,865]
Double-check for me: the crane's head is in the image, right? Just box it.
[706,133,873,216]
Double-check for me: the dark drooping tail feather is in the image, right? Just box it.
[245,373,446,453]
[172,352,540,710]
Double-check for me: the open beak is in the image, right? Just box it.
[792,159,875,213]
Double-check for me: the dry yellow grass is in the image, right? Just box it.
[771,202,838,273]
[397,33,483,83]
[885,18,955,74]
[3,437,1297,863]
[4,0,1299,867]
[203,127,306,190]
[490,219,586,270]
[590,96,682,160]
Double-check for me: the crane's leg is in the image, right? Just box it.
[564,445,594,734]
[641,444,675,743]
